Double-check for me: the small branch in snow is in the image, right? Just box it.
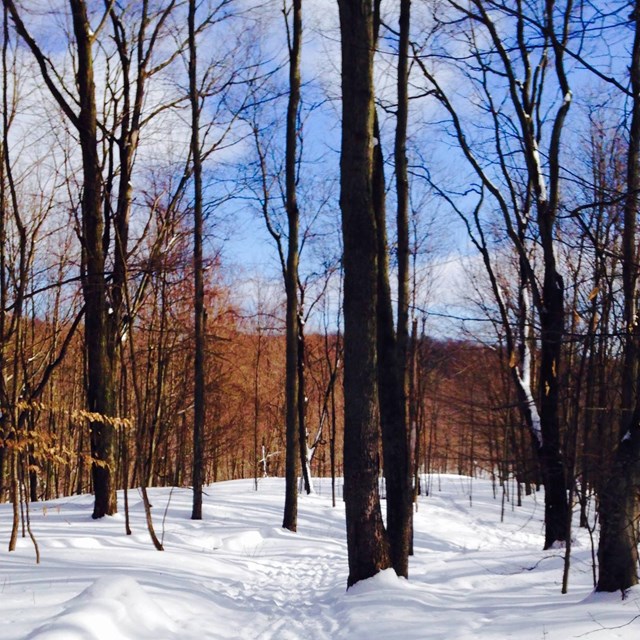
[574,613,640,637]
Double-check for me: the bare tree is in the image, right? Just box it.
[188,0,206,521]
[282,0,302,532]
[596,0,640,593]
[1,3,83,546]
[372,0,413,578]
[3,0,201,519]
[413,0,572,549]
[338,0,391,588]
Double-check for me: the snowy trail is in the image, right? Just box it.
[237,553,340,639]
[1,476,639,639]
[211,492,345,639]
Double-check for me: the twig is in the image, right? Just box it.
[160,486,175,548]
[574,613,640,637]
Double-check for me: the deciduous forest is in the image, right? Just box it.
[1,0,640,613]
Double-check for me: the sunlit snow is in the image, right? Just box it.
[1,476,638,639]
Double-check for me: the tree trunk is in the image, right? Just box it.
[596,0,640,592]
[188,0,205,521]
[298,312,313,495]
[338,0,391,588]
[537,241,568,550]
[282,0,302,531]
[394,0,414,571]
[395,0,411,397]
[372,113,411,578]
[68,0,118,519]
[4,0,118,517]
[596,435,640,592]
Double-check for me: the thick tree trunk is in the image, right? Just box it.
[68,0,117,519]
[596,0,640,592]
[534,0,573,550]
[596,435,640,592]
[372,114,411,578]
[338,0,391,588]
[537,253,568,549]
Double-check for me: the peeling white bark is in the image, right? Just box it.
[516,366,543,448]
[531,142,548,204]
[518,285,543,448]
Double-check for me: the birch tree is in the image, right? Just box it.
[414,0,572,549]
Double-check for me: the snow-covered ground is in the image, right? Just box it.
[1,475,638,639]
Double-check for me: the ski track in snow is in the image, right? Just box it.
[1,476,639,639]
[237,554,341,639]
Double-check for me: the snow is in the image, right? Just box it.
[1,476,638,639]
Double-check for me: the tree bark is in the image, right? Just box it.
[70,0,117,519]
[395,0,411,393]
[536,251,568,549]
[372,113,411,578]
[188,0,205,520]
[395,0,414,570]
[338,0,391,588]
[596,434,640,592]
[282,0,302,531]
[298,311,313,495]
[596,0,640,592]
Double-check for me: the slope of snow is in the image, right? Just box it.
[1,476,638,639]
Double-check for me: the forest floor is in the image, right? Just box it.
[1,474,638,639]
